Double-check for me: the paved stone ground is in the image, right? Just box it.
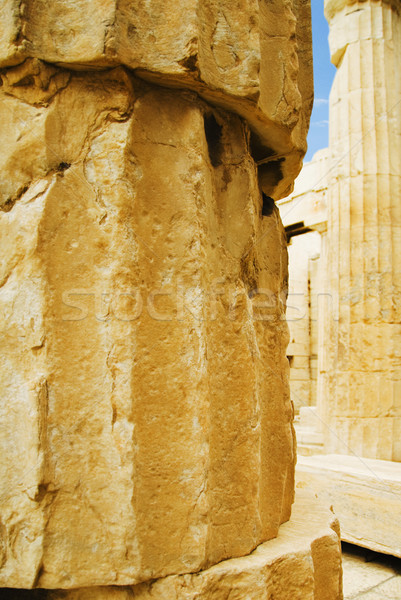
[342,542,401,599]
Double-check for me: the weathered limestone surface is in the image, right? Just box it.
[2,493,343,599]
[0,1,343,597]
[297,455,401,558]
[0,63,295,589]
[320,0,401,459]
[0,0,313,200]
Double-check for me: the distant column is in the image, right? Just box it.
[322,0,401,459]
[287,235,313,413]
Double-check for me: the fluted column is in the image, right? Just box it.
[321,0,401,459]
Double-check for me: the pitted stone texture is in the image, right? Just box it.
[0,64,294,589]
[0,0,313,199]
[0,494,343,599]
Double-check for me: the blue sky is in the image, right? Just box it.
[304,1,337,161]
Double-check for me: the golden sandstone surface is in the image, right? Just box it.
[0,1,342,598]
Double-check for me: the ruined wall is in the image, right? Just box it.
[0,2,343,598]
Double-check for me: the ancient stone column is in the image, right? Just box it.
[0,1,342,598]
[321,0,401,459]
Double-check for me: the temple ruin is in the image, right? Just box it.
[280,0,401,559]
[0,1,343,598]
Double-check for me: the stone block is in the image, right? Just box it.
[296,454,401,558]
[0,492,343,599]
[0,0,313,200]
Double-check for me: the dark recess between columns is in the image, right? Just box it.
[204,113,223,167]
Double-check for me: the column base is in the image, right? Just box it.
[1,491,342,599]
